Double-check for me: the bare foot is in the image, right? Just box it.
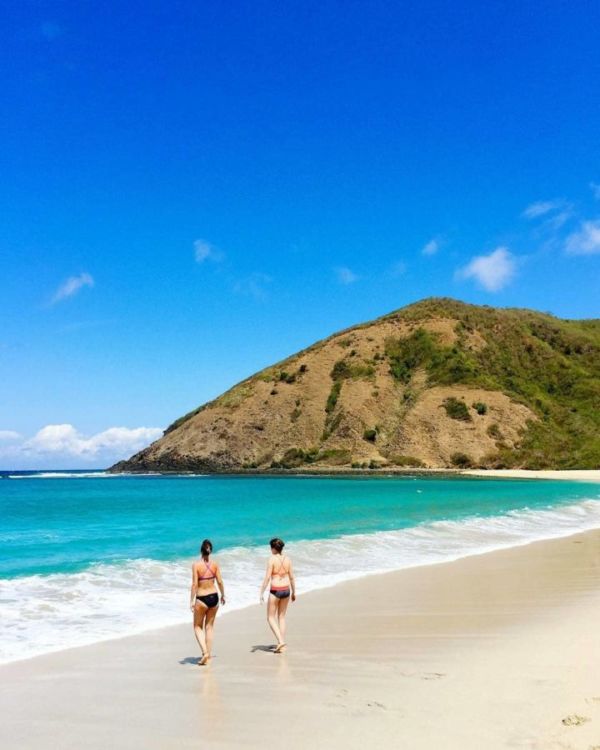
[274,643,286,654]
[199,653,210,666]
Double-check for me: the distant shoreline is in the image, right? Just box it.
[6,467,598,482]
[105,467,600,482]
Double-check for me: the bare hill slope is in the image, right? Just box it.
[111,298,600,472]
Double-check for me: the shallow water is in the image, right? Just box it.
[1,472,599,663]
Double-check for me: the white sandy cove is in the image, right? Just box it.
[463,468,600,482]
[2,530,600,749]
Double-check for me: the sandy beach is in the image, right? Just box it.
[1,530,600,750]
[463,469,600,482]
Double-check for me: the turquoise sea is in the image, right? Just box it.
[2,472,600,663]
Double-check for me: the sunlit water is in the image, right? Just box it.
[1,471,599,663]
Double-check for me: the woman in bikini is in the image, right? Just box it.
[190,539,225,665]
[259,537,296,653]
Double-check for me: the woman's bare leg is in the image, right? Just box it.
[267,594,283,646]
[274,596,290,652]
[204,605,218,660]
[193,603,209,664]
[277,596,290,643]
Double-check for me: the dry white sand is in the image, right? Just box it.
[463,468,600,482]
[2,531,600,749]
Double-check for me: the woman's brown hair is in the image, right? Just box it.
[270,537,285,553]
[200,539,213,559]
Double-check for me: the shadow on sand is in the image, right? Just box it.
[179,656,203,665]
[251,644,277,653]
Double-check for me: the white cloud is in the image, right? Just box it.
[51,273,94,304]
[22,424,162,457]
[456,246,516,292]
[0,424,163,469]
[194,239,224,263]
[590,183,600,201]
[522,200,564,219]
[0,430,22,442]
[421,238,440,256]
[233,272,272,301]
[545,210,573,230]
[565,220,600,255]
[335,266,359,285]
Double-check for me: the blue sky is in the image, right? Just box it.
[1,1,599,468]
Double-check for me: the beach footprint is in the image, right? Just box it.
[561,714,590,726]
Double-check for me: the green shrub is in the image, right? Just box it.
[214,383,254,408]
[363,429,377,442]
[473,401,488,415]
[331,360,352,380]
[388,455,425,467]
[322,411,343,441]
[325,381,342,413]
[272,447,320,469]
[450,452,472,467]
[331,359,375,381]
[385,328,436,383]
[443,397,472,421]
[316,448,351,465]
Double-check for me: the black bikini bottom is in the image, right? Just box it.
[270,588,290,599]
[196,593,219,609]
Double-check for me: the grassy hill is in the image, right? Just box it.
[111,298,600,472]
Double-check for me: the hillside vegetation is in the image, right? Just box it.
[111,298,600,472]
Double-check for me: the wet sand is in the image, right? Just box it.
[1,530,600,749]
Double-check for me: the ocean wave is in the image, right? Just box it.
[6,471,206,479]
[2,498,600,664]
[7,472,115,479]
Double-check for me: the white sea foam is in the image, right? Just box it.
[7,471,200,479]
[7,472,116,479]
[2,498,600,664]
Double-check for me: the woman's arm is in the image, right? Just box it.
[288,560,296,602]
[189,563,197,611]
[215,563,226,605]
[259,558,272,603]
